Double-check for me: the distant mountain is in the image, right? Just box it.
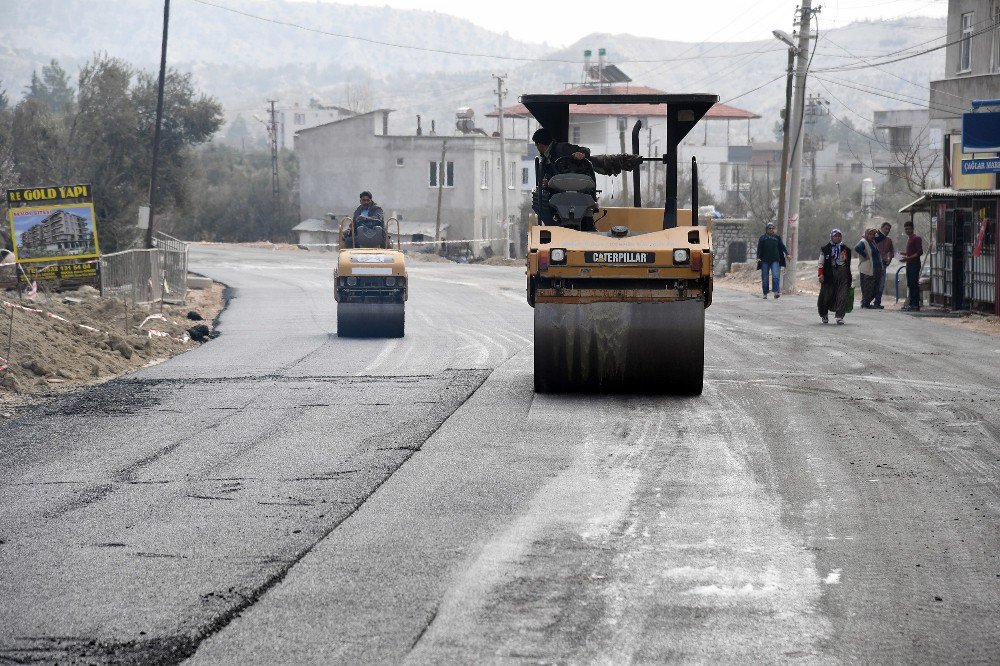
[0,3,946,144]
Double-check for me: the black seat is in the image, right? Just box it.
[547,172,596,193]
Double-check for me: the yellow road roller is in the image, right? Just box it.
[334,215,407,337]
[525,93,718,394]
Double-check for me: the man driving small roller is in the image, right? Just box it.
[344,191,385,248]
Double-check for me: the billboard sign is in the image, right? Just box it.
[6,184,100,264]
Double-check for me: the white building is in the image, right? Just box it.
[295,110,527,258]
[275,99,356,151]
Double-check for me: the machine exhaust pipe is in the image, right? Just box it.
[691,156,698,221]
[632,119,642,208]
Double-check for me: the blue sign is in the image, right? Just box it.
[963,111,1000,152]
[961,157,1000,174]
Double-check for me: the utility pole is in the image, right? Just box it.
[774,41,795,256]
[268,99,280,243]
[146,0,170,249]
[783,0,817,294]
[493,73,511,259]
[434,140,447,256]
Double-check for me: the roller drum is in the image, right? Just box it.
[534,300,704,394]
[337,302,405,338]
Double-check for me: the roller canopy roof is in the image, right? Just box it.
[521,93,719,147]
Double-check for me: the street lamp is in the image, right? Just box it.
[773,30,798,251]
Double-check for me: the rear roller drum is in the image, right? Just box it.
[533,300,704,394]
[337,302,405,338]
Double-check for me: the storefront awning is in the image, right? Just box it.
[898,195,928,214]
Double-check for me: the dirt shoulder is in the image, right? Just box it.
[0,281,226,419]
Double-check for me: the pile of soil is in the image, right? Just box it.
[403,251,454,263]
[0,282,225,418]
[477,256,523,267]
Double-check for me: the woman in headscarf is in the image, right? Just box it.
[817,228,852,324]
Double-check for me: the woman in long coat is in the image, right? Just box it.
[817,228,852,324]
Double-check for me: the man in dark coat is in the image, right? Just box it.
[900,220,924,311]
[344,191,385,248]
[756,221,790,299]
[817,228,852,324]
[531,128,591,224]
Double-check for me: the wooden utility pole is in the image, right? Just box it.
[783,0,817,293]
[434,140,447,256]
[493,73,510,259]
[146,0,170,249]
[268,99,280,242]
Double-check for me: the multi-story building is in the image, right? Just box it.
[901,0,1000,313]
[295,109,526,258]
[19,209,90,252]
[275,99,356,151]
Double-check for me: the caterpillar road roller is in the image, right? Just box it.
[526,93,718,394]
[334,215,407,337]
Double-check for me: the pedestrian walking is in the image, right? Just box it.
[900,220,924,311]
[756,221,790,299]
[873,221,894,309]
[854,228,882,309]
[817,228,852,324]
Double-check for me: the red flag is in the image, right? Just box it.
[973,218,990,258]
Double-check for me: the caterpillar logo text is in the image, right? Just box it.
[584,251,655,264]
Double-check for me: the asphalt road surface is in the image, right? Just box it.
[1,244,998,664]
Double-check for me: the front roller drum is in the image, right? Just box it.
[337,302,405,338]
[534,300,704,394]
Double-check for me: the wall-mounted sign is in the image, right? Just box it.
[962,111,1000,152]
[961,157,1000,174]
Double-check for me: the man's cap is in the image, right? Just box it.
[359,190,372,199]
[766,222,776,229]
[532,128,553,145]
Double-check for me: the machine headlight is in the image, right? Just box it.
[550,248,567,264]
[385,276,397,287]
[673,249,690,264]
[346,276,357,286]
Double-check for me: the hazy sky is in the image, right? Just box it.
[283,0,948,46]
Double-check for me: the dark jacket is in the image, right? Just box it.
[819,242,852,282]
[539,142,591,179]
[757,233,789,266]
[351,202,384,226]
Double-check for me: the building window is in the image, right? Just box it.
[481,160,489,188]
[960,12,974,72]
[429,161,454,187]
[480,216,488,242]
[836,163,844,173]
[294,113,305,125]
[851,163,863,173]
[522,166,530,185]
[396,158,404,167]
[571,125,581,144]
[509,162,516,188]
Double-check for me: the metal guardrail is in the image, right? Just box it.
[153,232,188,304]
[99,233,190,306]
[100,248,163,305]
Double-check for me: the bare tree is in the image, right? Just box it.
[343,80,374,114]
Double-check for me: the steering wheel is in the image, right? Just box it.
[553,154,596,180]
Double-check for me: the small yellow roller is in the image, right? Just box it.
[334,216,407,338]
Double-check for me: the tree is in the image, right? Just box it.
[23,60,75,114]
[2,54,223,251]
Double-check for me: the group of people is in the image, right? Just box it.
[757,220,924,325]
